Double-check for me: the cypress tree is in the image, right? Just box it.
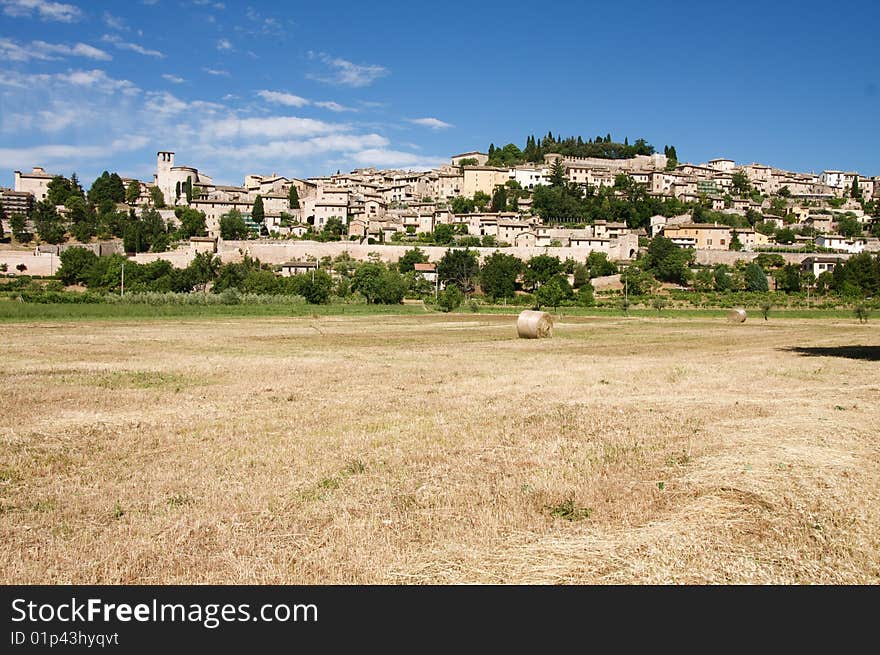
[252,195,265,224]
[288,185,300,209]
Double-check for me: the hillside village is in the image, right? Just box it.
[1,135,879,302]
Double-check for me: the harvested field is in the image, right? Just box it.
[1,313,878,583]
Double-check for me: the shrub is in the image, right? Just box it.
[437,285,463,312]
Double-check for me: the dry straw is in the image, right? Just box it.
[727,308,747,323]
[517,310,553,338]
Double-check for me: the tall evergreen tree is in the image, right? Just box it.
[549,159,566,187]
[70,172,84,198]
[252,195,265,224]
[126,180,141,205]
[851,178,862,199]
[288,185,300,209]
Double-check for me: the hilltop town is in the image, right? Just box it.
[1,134,879,304]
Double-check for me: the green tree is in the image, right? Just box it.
[534,274,572,310]
[57,246,98,285]
[576,283,595,306]
[219,209,248,240]
[397,247,428,273]
[473,191,490,211]
[186,252,221,287]
[289,269,333,304]
[480,252,522,300]
[437,284,463,312]
[126,180,141,205]
[850,178,862,200]
[619,263,657,295]
[775,227,796,244]
[731,171,751,196]
[523,254,562,289]
[437,248,480,293]
[830,252,880,297]
[10,213,30,242]
[491,185,507,212]
[251,195,265,224]
[643,236,693,285]
[775,263,802,293]
[33,200,66,244]
[836,213,863,238]
[572,263,589,288]
[46,175,73,206]
[352,262,406,304]
[744,261,769,292]
[713,264,734,291]
[288,185,300,210]
[451,196,475,214]
[321,216,345,240]
[729,230,743,251]
[149,186,166,208]
[66,195,94,243]
[175,207,207,238]
[88,171,126,206]
[549,159,566,187]
[433,223,455,245]
[586,251,618,278]
[755,253,785,269]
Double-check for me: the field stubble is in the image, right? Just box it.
[1,314,878,583]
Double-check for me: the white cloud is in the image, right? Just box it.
[203,68,230,76]
[1,102,85,133]
[0,138,148,169]
[62,69,140,96]
[307,52,389,87]
[0,38,112,62]
[1,0,82,22]
[350,148,445,170]
[162,73,185,84]
[144,91,189,116]
[407,117,453,130]
[143,91,225,118]
[203,115,349,140]
[217,38,232,51]
[257,90,309,107]
[315,101,356,113]
[0,69,139,96]
[101,34,164,58]
[103,12,127,31]
[195,133,389,163]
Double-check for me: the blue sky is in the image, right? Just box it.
[1,0,878,188]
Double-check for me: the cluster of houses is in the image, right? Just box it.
[3,149,879,265]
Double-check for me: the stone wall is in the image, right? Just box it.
[693,250,851,266]
[134,237,638,269]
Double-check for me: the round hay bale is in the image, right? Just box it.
[727,308,747,323]
[517,310,553,339]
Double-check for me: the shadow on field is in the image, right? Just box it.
[784,346,880,361]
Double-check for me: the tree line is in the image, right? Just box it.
[485,131,672,167]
